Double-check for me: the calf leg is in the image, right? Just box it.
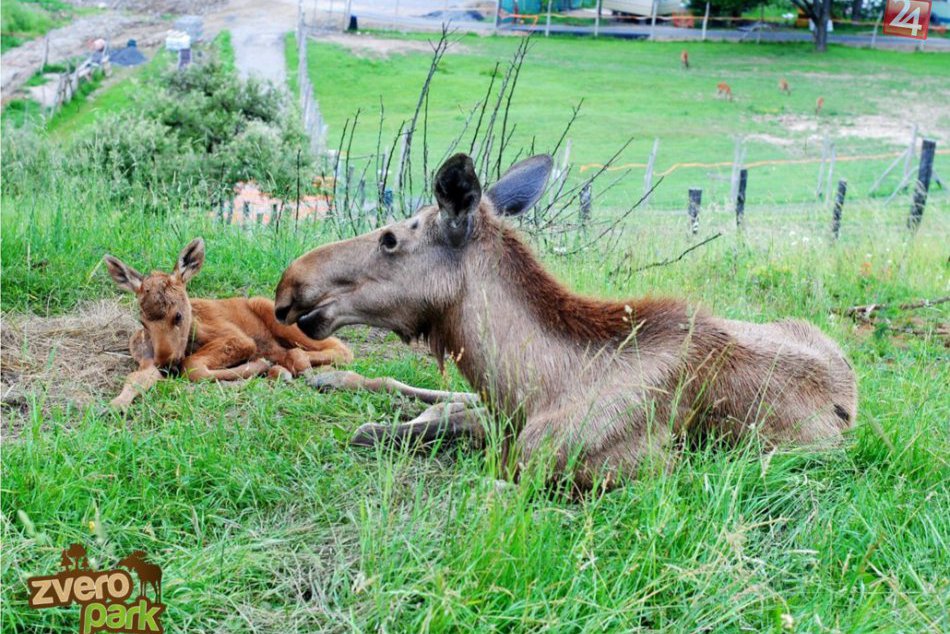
[307,370,479,405]
[350,402,488,448]
[181,334,270,382]
[111,330,162,409]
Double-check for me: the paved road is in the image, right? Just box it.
[204,0,299,86]
[346,9,950,52]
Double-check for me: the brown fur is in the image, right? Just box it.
[104,239,352,409]
[276,154,857,491]
[816,96,825,115]
[779,78,791,95]
[716,82,733,100]
[680,50,689,69]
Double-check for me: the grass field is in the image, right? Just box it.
[299,34,949,210]
[2,33,949,633]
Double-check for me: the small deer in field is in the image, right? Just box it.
[816,96,825,115]
[680,50,689,69]
[716,82,733,100]
[779,78,791,95]
[105,238,352,409]
[275,154,857,492]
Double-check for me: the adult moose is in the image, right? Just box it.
[275,154,856,491]
[105,238,352,409]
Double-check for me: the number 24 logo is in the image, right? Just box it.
[883,0,931,40]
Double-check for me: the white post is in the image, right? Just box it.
[494,0,501,34]
[756,4,764,44]
[903,124,918,181]
[816,135,829,198]
[649,0,658,40]
[545,0,553,36]
[825,143,836,203]
[644,138,659,205]
[871,11,882,48]
[702,2,710,41]
[393,0,400,29]
[595,0,602,37]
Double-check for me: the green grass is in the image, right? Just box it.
[298,34,949,210]
[3,35,950,633]
[215,31,236,75]
[45,50,172,139]
[0,0,91,52]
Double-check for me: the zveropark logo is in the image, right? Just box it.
[27,544,165,634]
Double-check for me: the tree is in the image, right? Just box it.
[790,0,834,51]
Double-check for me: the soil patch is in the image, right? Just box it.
[319,33,467,58]
[1,300,138,421]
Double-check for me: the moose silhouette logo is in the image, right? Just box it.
[28,545,165,634]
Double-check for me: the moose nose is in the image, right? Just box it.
[275,302,292,324]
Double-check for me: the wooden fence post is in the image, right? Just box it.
[735,169,748,229]
[383,188,394,223]
[688,188,702,235]
[831,179,847,240]
[579,183,592,226]
[908,139,936,231]
[730,138,745,204]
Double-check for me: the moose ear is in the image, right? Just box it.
[434,154,481,247]
[486,154,553,216]
[104,255,144,294]
[173,238,205,283]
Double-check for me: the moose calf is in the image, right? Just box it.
[105,238,352,409]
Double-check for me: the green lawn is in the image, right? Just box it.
[2,34,949,633]
[300,33,949,210]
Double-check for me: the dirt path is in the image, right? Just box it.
[203,0,299,86]
[1,13,166,98]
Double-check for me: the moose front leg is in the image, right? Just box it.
[307,370,479,405]
[350,402,488,448]
[111,330,162,410]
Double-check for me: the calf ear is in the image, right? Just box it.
[486,154,553,216]
[104,255,144,294]
[434,154,481,247]
[174,238,205,283]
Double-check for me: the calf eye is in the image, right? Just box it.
[380,231,398,252]
[173,312,183,325]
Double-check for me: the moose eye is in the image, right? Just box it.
[173,312,183,325]
[379,231,398,252]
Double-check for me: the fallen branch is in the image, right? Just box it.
[839,296,950,321]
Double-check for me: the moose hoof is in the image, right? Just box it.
[268,365,294,382]
[306,370,362,392]
[350,423,387,447]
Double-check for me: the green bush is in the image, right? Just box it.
[27,53,316,213]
